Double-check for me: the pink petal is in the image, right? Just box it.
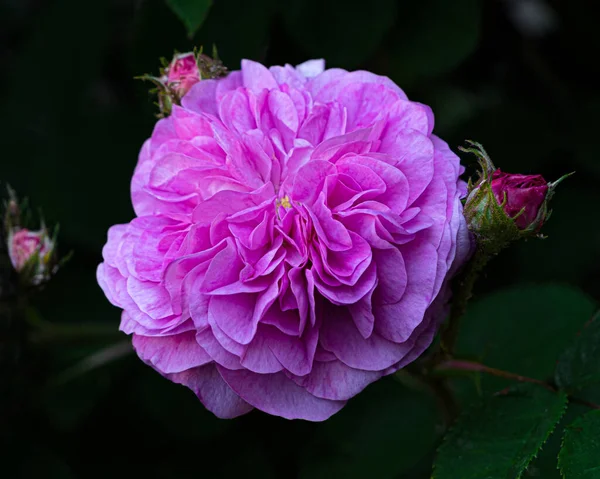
[217,367,345,421]
[242,59,278,92]
[167,365,253,419]
[374,241,438,343]
[292,360,382,400]
[320,307,412,371]
[132,332,212,373]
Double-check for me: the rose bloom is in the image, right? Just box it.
[165,53,201,97]
[98,59,470,420]
[491,170,548,230]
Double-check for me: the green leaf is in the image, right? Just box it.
[525,403,590,479]
[433,385,567,479]
[300,378,441,478]
[166,0,213,38]
[454,284,596,401]
[282,0,397,68]
[555,311,600,402]
[387,0,482,86]
[558,410,600,478]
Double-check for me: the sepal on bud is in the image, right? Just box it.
[460,141,570,255]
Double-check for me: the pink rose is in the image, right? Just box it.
[98,59,470,420]
[491,170,548,230]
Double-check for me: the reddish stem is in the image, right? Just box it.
[435,359,600,410]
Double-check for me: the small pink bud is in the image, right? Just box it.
[8,228,55,284]
[137,47,227,118]
[165,52,200,97]
[490,170,549,230]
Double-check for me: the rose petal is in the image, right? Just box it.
[217,367,345,421]
[132,332,212,374]
[167,365,253,419]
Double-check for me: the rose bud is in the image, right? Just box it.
[7,228,56,286]
[490,170,548,231]
[165,52,201,97]
[461,141,571,253]
[2,188,66,288]
[138,47,227,117]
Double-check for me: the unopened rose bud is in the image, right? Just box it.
[138,46,227,117]
[165,52,201,97]
[461,141,570,253]
[8,228,56,285]
[490,170,548,231]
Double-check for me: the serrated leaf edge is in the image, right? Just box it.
[557,409,600,478]
[518,391,568,478]
[432,388,568,479]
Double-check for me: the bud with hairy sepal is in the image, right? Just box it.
[461,141,571,255]
[137,45,227,117]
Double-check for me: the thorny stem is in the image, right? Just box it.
[436,359,600,411]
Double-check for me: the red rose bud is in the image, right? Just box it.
[490,170,548,230]
[461,141,571,253]
[137,46,227,117]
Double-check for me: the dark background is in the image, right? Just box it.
[1,0,598,477]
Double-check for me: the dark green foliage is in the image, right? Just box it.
[434,385,568,479]
[454,285,596,399]
[166,0,213,38]
[559,410,600,478]
[556,312,600,401]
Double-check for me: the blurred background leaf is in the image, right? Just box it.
[453,284,596,402]
[282,0,397,68]
[556,311,600,404]
[385,0,482,87]
[166,0,213,38]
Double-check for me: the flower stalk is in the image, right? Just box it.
[439,141,572,357]
[434,358,600,411]
[440,246,490,356]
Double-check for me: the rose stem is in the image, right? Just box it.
[435,358,600,410]
[440,246,490,356]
